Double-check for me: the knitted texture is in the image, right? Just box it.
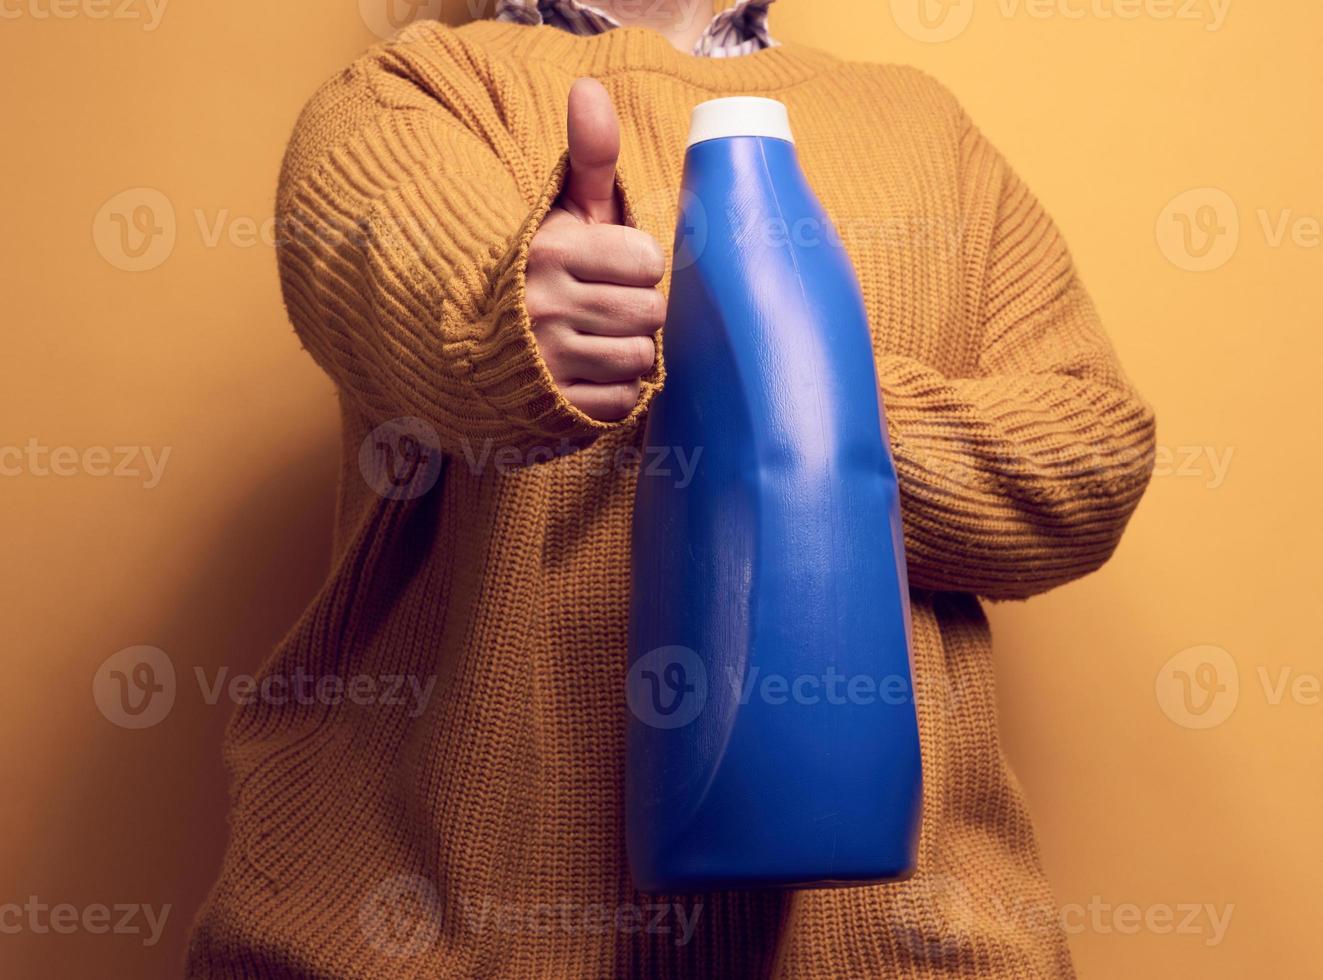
[495,0,778,57]
[185,19,1155,979]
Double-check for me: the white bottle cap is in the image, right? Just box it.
[686,97,795,148]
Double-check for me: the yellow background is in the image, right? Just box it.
[1,1,1317,976]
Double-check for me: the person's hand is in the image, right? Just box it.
[527,78,666,422]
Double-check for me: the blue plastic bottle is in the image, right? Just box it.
[627,97,923,892]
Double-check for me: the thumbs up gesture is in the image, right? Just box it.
[527,78,667,422]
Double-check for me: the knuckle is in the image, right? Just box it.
[544,238,574,272]
[643,288,666,328]
[533,325,568,371]
[566,389,595,418]
[631,232,666,283]
[528,227,552,265]
[602,337,651,379]
[620,288,664,333]
[611,382,641,418]
[531,228,573,271]
[599,343,628,377]
[526,249,551,281]
[631,335,656,374]
[524,284,554,323]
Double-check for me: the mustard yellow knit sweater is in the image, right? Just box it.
[186,18,1155,979]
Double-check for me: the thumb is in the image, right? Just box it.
[563,77,622,225]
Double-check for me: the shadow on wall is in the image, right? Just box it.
[360,1,482,38]
[32,432,341,979]
[13,8,475,978]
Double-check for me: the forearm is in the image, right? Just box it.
[882,351,1155,600]
[274,45,658,460]
[886,113,1156,599]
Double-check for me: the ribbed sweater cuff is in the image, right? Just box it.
[443,152,662,456]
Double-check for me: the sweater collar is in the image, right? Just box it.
[465,16,828,92]
[494,0,777,58]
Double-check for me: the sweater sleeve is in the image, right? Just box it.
[273,36,659,459]
[881,117,1156,601]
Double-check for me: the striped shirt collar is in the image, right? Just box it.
[494,0,777,58]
